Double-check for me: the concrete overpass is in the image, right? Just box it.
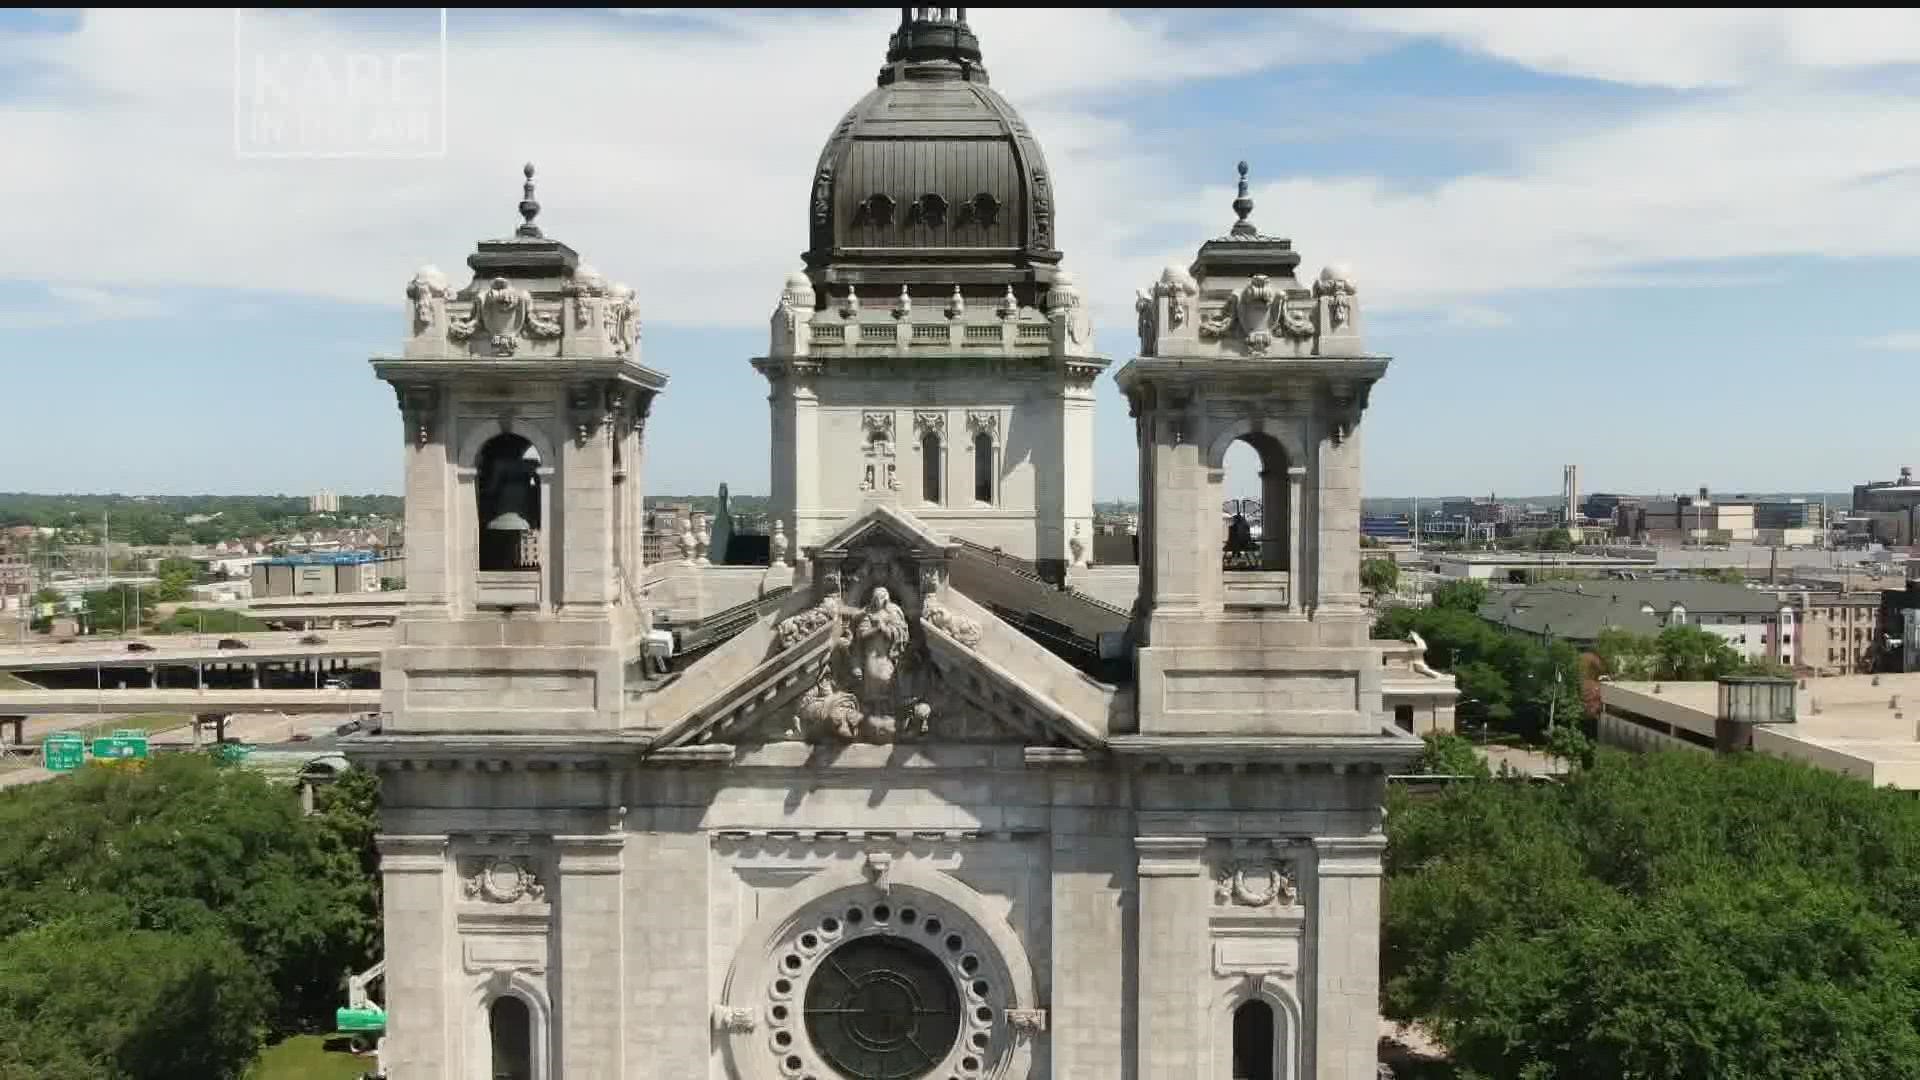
[246,592,407,626]
[0,687,380,716]
[0,629,387,675]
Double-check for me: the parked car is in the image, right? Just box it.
[125,641,155,653]
[300,633,327,645]
[216,638,249,650]
[323,678,347,691]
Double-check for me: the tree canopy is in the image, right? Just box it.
[1385,750,1920,1078]
[0,755,380,1078]
[1362,558,1401,595]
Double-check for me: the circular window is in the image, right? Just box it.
[802,935,961,1079]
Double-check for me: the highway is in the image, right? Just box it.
[0,687,380,715]
[0,629,388,673]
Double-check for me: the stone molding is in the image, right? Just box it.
[1313,834,1387,878]
[1135,835,1208,877]
[554,834,626,875]
[376,834,448,873]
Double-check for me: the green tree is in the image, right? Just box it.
[1361,557,1400,595]
[1430,579,1488,614]
[1654,623,1746,681]
[80,587,155,634]
[1385,751,1920,1078]
[1412,733,1491,778]
[1537,527,1574,552]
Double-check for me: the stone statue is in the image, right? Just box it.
[851,587,911,733]
[1069,522,1087,568]
[1408,630,1439,678]
[771,520,790,566]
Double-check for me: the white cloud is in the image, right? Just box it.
[1445,305,1512,330]
[0,7,1917,347]
[0,284,169,329]
[1863,331,1920,351]
[1329,9,1920,89]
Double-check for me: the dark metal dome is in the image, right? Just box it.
[803,7,1062,289]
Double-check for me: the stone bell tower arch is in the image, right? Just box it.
[373,165,667,733]
[1117,162,1385,737]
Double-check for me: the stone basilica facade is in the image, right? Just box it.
[352,9,1419,1080]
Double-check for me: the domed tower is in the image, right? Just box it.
[756,7,1105,582]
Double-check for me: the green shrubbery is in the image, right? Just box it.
[0,756,379,1078]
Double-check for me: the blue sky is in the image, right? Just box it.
[2,8,1918,500]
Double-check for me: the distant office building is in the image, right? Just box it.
[1583,492,1627,524]
[643,504,692,565]
[0,553,27,613]
[309,489,341,514]
[1641,490,1756,544]
[250,551,384,597]
[1562,465,1579,525]
[1361,514,1412,544]
[1439,497,1513,525]
[1853,466,1920,546]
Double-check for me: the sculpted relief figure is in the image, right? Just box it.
[850,587,912,737]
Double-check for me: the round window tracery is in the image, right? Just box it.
[761,895,1008,1080]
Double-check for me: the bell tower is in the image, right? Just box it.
[1116,162,1387,736]
[373,165,666,733]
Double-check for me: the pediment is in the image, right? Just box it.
[648,504,1113,753]
[648,584,1109,752]
[807,503,954,564]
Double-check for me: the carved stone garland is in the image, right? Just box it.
[1197,273,1315,355]
[1213,857,1298,908]
[463,856,547,904]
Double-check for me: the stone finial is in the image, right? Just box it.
[840,285,859,320]
[945,284,965,320]
[1230,159,1257,238]
[997,284,1018,320]
[771,520,791,567]
[893,284,912,320]
[517,162,542,239]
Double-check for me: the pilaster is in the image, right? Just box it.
[1135,836,1209,1078]
[378,834,452,1080]
[620,830,709,1076]
[556,835,626,1080]
[1310,835,1386,1080]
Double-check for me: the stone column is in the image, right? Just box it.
[556,835,625,1080]
[1135,836,1209,1077]
[378,834,451,1080]
[1310,835,1387,1079]
[1149,413,1204,616]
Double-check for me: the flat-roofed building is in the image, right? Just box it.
[1600,674,1920,789]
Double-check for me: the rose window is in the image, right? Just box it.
[762,895,1010,1080]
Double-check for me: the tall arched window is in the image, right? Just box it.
[477,434,542,571]
[1231,999,1275,1080]
[489,995,533,1080]
[973,431,993,504]
[1221,434,1288,572]
[922,431,943,504]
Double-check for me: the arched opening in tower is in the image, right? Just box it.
[477,434,542,572]
[1222,434,1289,572]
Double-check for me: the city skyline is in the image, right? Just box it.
[4,9,1916,499]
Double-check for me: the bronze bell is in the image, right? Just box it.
[483,458,538,532]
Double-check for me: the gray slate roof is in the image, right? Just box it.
[1479,580,1782,642]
